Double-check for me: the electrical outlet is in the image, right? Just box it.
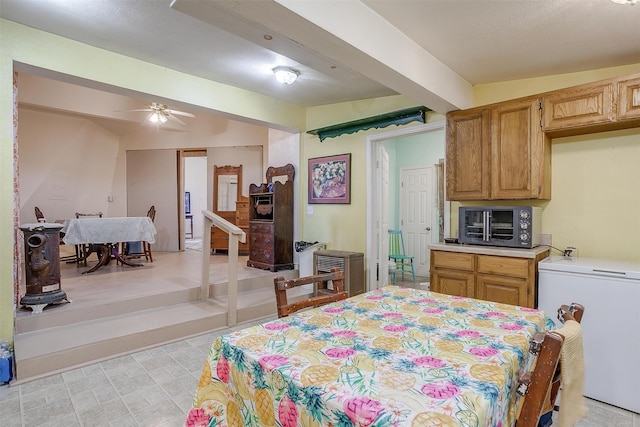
[539,234,552,246]
[565,246,578,258]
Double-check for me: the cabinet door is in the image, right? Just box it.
[476,274,530,307]
[617,76,640,121]
[446,108,491,200]
[431,269,474,298]
[543,82,614,131]
[491,98,545,199]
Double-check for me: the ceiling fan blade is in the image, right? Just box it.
[166,114,187,127]
[116,108,154,113]
[165,109,195,118]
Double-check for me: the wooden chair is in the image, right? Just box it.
[121,205,155,262]
[274,267,348,318]
[34,206,81,263]
[34,206,45,222]
[388,229,415,283]
[74,212,104,266]
[516,303,585,427]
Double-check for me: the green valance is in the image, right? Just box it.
[307,106,431,142]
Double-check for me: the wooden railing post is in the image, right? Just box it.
[201,212,212,300]
[227,234,239,326]
[200,210,245,327]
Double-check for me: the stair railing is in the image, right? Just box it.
[201,209,246,326]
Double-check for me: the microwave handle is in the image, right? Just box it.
[483,211,489,241]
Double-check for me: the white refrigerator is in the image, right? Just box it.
[538,256,640,413]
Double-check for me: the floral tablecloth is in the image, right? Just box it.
[187,286,550,427]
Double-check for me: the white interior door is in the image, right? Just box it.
[126,149,179,251]
[400,166,435,277]
[377,144,390,288]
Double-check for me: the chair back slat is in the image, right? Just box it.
[516,303,585,426]
[274,268,347,318]
[388,230,405,256]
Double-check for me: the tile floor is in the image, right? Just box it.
[0,318,271,427]
[2,322,639,427]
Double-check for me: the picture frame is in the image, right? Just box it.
[308,153,351,204]
[185,191,191,214]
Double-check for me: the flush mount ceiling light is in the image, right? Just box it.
[273,66,300,85]
[610,0,636,4]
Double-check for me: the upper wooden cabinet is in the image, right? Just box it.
[491,98,547,199]
[543,81,615,131]
[445,108,491,200]
[617,75,640,121]
[446,98,549,200]
[446,72,640,201]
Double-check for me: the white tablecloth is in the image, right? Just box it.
[62,217,156,245]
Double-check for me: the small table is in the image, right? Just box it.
[63,217,156,274]
[185,214,193,239]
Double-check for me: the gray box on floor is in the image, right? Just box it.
[314,250,364,297]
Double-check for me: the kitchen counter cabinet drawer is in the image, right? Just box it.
[432,251,474,271]
[477,255,529,279]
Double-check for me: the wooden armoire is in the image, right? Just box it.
[246,164,294,271]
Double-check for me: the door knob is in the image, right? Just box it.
[426,227,431,231]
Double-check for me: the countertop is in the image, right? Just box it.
[429,242,550,259]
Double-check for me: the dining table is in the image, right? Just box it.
[62,216,156,274]
[186,285,553,427]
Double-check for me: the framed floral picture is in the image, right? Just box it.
[308,153,351,204]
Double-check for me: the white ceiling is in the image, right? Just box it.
[1,0,639,112]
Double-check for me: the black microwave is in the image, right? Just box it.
[458,206,542,248]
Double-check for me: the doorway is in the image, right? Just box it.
[182,151,208,252]
[365,121,447,292]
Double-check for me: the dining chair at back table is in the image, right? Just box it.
[121,205,156,263]
[73,212,104,266]
[33,206,78,264]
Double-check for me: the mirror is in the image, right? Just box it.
[214,165,242,214]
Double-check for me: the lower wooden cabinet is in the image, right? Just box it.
[430,249,549,308]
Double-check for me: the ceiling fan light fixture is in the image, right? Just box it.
[273,66,300,85]
[149,111,168,124]
[610,0,636,4]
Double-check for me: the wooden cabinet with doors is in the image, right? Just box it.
[446,97,549,200]
[445,108,491,200]
[617,75,640,122]
[430,246,550,308]
[491,97,548,199]
[542,81,615,132]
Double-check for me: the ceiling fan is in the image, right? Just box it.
[126,102,196,127]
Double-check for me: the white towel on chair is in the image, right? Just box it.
[556,319,588,427]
